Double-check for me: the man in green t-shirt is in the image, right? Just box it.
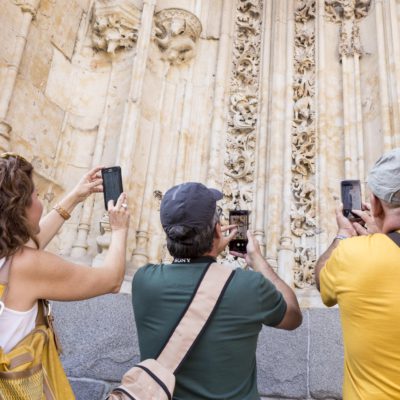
[132,182,302,400]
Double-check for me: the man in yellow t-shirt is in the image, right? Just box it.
[315,148,400,400]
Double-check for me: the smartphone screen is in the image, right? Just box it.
[341,180,362,221]
[102,166,123,210]
[229,210,249,253]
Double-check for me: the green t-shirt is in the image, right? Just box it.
[132,259,287,400]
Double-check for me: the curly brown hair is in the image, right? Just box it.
[0,154,39,258]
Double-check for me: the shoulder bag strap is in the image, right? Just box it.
[0,257,12,315]
[387,231,400,247]
[156,262,235,374]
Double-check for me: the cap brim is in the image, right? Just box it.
[209,188,223,200]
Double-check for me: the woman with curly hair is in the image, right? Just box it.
[0,152,130,399]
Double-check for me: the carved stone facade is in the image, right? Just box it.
[2,0,399,304]
[92,0,141,53]
[325,0,372,58]
[292,0,317,288]
[222,0,262,216]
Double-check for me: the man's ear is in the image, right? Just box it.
[214,222,222,239]
[371,193,383,218]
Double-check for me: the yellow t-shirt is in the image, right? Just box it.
[320,233,400,400]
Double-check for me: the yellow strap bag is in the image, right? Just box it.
[0,257,75,400]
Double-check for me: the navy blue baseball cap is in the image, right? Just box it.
[160,182,223,234]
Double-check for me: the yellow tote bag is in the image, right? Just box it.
[0,258,75,400]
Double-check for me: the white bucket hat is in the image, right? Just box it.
[367,148,400,205]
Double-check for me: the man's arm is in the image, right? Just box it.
[251,251,302,330]
[33,167,103,249]
[232,231,302,331]
[315,205,357,290]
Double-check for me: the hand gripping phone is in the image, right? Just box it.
[102,166,123,210]
[341,180,362,222]
[228,210,249,253]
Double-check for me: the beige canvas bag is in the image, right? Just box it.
[106,262,235,400]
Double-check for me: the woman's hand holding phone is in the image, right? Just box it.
[69,166,104,205]
[108,193,130,232]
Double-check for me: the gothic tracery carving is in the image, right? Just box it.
[222,0,262,217]
[292,0,317,288]
[154,8,202,65]
[91,0,140,54]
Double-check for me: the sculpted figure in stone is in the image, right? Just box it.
[295,25,315,48]
[238,0,261,18]
[230,93,257,130]
[236,50,259,86]
[294,247,316,287]
[294,95,314,123]
[154,9,202,65]
[294,75,314,100]
[354,0,371,18]
[295,0,316,23]
[92,15,138,53]
[294,46,314,73]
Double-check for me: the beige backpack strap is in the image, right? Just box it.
[156,262,235,373]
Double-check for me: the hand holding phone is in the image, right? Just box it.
[228,210,249,253]
[341,180,362,223]
[102,166,123,210]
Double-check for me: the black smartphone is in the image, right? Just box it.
[102,166,123,210]
[341,180,362,222]
[229,210,249,253]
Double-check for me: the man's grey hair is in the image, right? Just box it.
[166,209,220,259]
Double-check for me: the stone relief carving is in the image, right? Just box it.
[295,0,316,23]
[154,8,202,65]
[92,0,140,53]
[222,0,262,218]
[292,0,317,287]
[325,0,371,58]
[294,246,316,288]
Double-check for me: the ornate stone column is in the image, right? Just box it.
[291,0,317,288]
[277,0,296,286]
[131,7,202,270]
[0,0,41,152]
[252,0,273,256]
[115,0,157,183]
[374,0,400,150]
[325,0,371,179]
[206,0,235,189]
[70,0,141,260]
[221,0,263,227]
